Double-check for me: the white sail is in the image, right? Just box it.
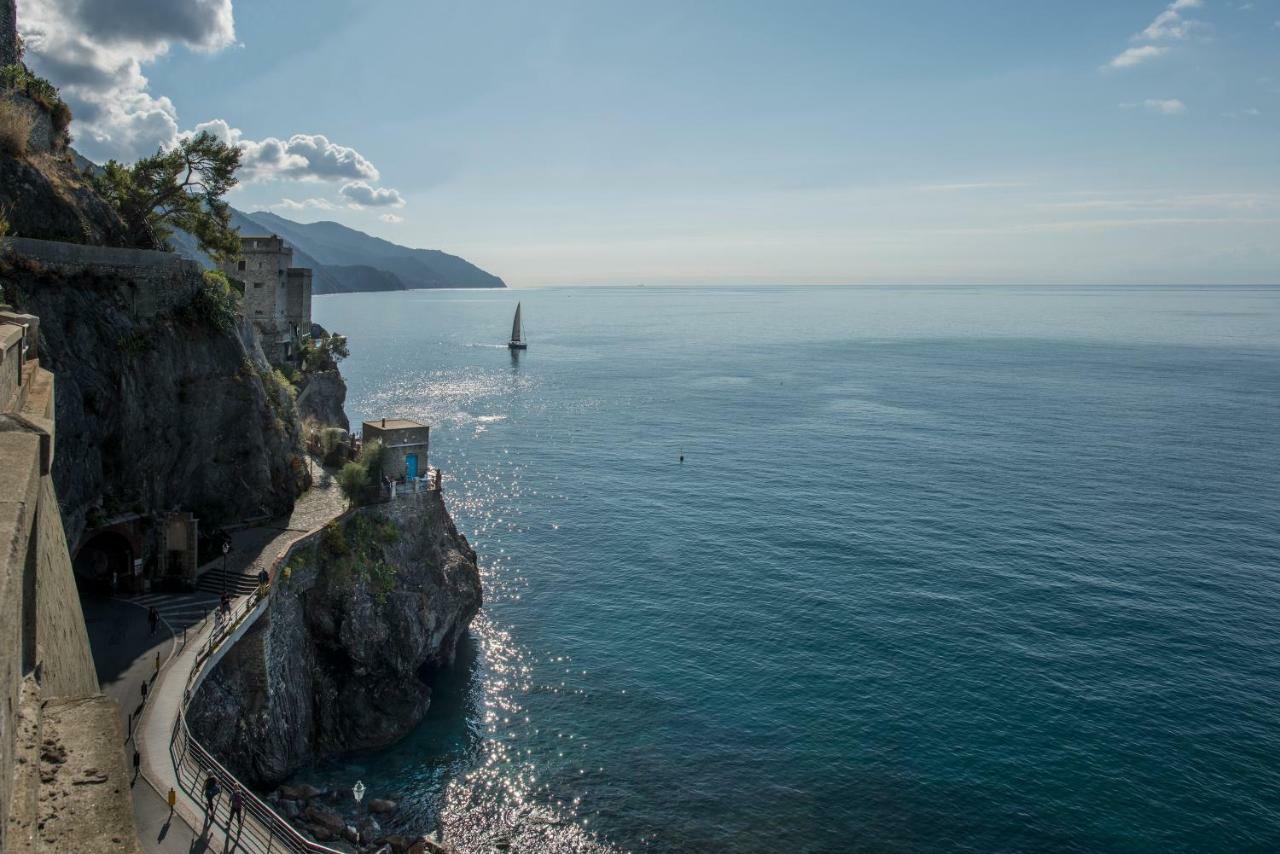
[511,303,523,343]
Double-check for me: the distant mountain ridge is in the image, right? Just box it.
[168,208,505,293]
[69,147,504,292]
[233,211,505,293]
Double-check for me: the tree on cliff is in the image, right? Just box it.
[90,131,241,262]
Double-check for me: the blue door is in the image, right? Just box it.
[406,454,418,480]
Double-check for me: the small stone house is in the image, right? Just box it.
[362,418,429,481]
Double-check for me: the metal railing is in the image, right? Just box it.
[167,515,359,854]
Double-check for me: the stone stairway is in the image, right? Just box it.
[194,567,262,597]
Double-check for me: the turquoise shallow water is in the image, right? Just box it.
[308,285,1280,853]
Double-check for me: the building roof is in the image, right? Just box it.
[363,418,428,431]
[241,235,287,252]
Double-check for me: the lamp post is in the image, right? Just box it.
[221,539,230,596]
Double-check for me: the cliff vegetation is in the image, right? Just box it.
[188,491,482,788]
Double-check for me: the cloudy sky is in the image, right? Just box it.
[16,0,1280,286]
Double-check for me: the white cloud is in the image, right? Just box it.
[379,214,404,223]
[17,0,233,160]
[18,0,387,189]
[271,198,337,211]
[1140,9,1200,40]
[1109,45,1169,68]
[915,181,1028,192]
[1041,193,1275,213]
[1107,0,1206,69]
[339,181,406,208]
[190,120,380,183]
[1144,98,1187,114]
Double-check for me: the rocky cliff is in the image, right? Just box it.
[0,254,308,545]
[0,148,129,247]
[188,490,482,787]
[297,368,349,431]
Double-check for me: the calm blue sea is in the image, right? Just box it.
[308,285,1280,853]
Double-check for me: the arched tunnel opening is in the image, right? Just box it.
[73,530,134,593]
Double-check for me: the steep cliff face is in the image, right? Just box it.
[297,368,349,431]
[1,257,307,545]
[0,150,129,247]
[188,491,482,787]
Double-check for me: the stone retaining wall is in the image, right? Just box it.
[1,236,204,321]
[0,320,128,849]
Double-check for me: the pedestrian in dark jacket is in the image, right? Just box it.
[147,606,159,636]
[204,775,221,815]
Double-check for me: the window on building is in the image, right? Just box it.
[255,310,263,316]
[254,282,262,289]
[237,259,246,271]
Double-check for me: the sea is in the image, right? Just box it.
[306,284,1280,853]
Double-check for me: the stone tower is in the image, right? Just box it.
[1,0,18,67]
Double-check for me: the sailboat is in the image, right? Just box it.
[508,302,528,350]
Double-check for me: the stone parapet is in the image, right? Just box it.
[2,236,204,321]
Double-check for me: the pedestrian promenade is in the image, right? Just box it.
[86,459,348,853]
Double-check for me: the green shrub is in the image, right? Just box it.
[181,270,239,331]
[320,520,350,557]
[337,461,369,504]
[301,333,349,373]
[271,368,298,399]
[320,427,346,456]
[0,65,71,133]
[357,439,384,478]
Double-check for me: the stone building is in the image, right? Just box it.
[362,418,430,481]
[1,0,17,68]
[221,235,313,363]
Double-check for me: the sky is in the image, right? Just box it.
[15,0,1280,286]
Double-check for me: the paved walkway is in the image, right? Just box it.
[83,593,217,852]
[83,460,347,853]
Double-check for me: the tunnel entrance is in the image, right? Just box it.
[72,530,134,592]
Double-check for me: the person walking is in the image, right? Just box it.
[147,605,159,637]
[203,774,221,817]
[230,785,245,830]
[140,679,148,703]
[167,787,177,816]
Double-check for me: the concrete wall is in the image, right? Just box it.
[33,476,99,698]
[1,236,204,322]
[0,335,107,849]
[0,323,20,412]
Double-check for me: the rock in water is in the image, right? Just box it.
[188,491,482,786]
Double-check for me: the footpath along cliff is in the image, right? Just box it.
[188,490,482,788]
